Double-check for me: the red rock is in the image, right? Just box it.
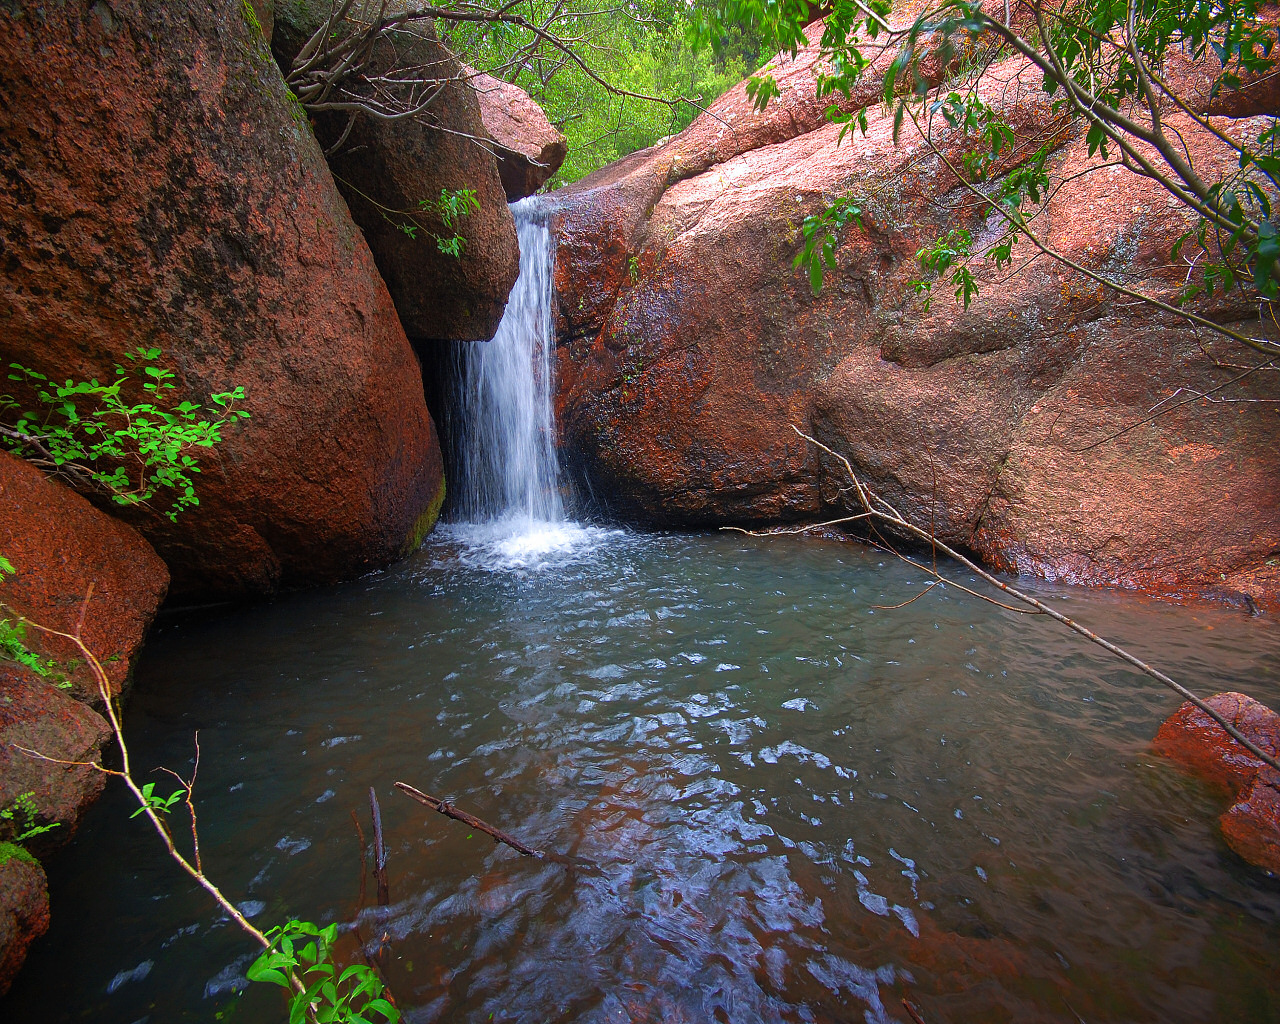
[548,15,1280,606]
[1153,692,1280,795]
[467,67,567,199]
[0,455,162,990]
[272,4,519,342]
[1219,772,1280,875]
[0,0,446,600]
[0,665,110,840]
[0,853,49,997]
[0,452,168,699]
[1154,692,1280,873]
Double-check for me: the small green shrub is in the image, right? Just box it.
[0,347,249,521]
[0,791,61,846]
[0,617,66,684]
[394,187,480,257]
[248,919,399,1024]
[0,557,70,687]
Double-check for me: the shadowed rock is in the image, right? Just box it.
[273,1,519,341]
[0,854,49,997]
[0,0,446,600]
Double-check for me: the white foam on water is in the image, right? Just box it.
[440,518,623,571]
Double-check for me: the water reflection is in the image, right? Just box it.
[6,531,1280,1023]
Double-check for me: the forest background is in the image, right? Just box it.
[444,0,766,184]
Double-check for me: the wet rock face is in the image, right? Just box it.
[273,1,519,342]
[1154,693,1280,874]
[0,0,445,600]
[467,68,568,200]
[549,18,1280,606]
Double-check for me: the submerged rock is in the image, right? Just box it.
[1153,693,1280,873]
[272,1,519,342]
[0,0,445,600]
[548,15,1280,608]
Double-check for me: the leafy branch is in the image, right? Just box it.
[718,0,1280,360]
[3,591,398,1024]
[0,347,250,522]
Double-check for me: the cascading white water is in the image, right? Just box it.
[447,197,616,567]
[454,196,563,523]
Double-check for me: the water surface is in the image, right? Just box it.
[7,528,1280,1023]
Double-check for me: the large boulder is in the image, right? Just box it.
[0,452,168,699]
[272,2,519,342]
[1153,693,1280,873]
[0,665,110,845]
[548,17,1280,608]
[466,67,568,200]
[0,0,446,600]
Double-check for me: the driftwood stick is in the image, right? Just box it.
[369,786,389,907]
[395,782,541,856]
[903,1000,928,1024]
[394,781,597,871]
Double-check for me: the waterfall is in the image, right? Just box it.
[446,197,612,567]
[454,196,563,524]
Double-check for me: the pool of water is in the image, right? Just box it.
[6,527,1280,1023]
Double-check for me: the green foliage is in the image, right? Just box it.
[447,0,765,185]
[0,557,72,687]
[129,782,186,819]
[393,188,480,257]
[0,617,66,685]
[795,195,865,295]
[240,0,263,38]
[248,919,399,1024]
[1,791,60,845]
[914,228,976,311]
[0,347,249,521]
[0,840,38,868]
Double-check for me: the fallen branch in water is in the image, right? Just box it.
[370,786,389,907]
[394,781,597,871]
[771,425,1280,777]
